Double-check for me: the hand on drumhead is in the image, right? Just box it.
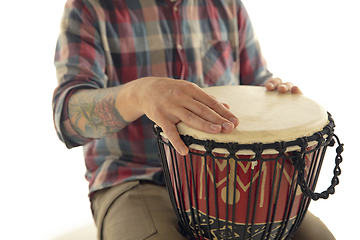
[134,77,239,156]
[265,78,302,94]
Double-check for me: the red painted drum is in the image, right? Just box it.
[154,86,343,240]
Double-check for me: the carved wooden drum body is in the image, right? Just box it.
[154,86,343,240]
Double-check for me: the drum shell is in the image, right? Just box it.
[161,136,326,240]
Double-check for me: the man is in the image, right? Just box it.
[52,0,335,239]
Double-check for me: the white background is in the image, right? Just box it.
[1,0,359,239]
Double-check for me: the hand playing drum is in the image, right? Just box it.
[144,77,301,157]
[265,77,302,94]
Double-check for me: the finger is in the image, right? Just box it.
[191,91,239,130]
[210,94,230,110]
[209,94,217,100]
[277,82,293,93]
[192,99,237,132]
[291,85,303,94]
[177,106,226,134]
[222,102,230,109]
[265,78,283,91]
[161,121,189,156]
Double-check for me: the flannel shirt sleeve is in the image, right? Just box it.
[238,1,273,86]
[52,0,107,149]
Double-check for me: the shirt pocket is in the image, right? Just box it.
[201,40,238,86]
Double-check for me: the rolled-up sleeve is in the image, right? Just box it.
[238,1,273,86]
[52,0,107,148]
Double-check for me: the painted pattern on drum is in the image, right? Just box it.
[164,142,319,240]
[172,149,313,223]
[183,208,297,240]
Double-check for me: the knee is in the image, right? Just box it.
[292,212,336,240]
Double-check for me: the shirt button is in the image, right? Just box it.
[174,6,178,11]
[177,44,183,51]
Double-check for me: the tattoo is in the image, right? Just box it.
[68,87,130,138]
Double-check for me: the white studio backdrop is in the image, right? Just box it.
[0,0,358,239]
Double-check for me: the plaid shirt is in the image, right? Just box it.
[53,0,272,197]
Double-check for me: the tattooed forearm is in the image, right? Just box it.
[68,86,130,138]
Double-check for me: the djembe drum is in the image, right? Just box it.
[154,86,343,240]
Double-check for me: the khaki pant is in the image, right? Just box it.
[91,181,335,240]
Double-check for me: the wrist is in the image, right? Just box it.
[115,78,149,122]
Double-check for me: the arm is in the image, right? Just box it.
[67,77,240,155]
[54,0,238,154]
[67,85,130,139]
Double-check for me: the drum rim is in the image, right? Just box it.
[154,112,335,156]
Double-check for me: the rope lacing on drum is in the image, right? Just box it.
[153,125,162,139]
[293,134,344,200]
[182,135,193,148]
[327,112,336,127]
[274,141,287,156]
[252,143,264,159]
[299,137,308,153]
[315,131,325,147]
[204,140,216,155]
[226,142,239,158]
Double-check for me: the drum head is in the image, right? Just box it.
[176,86,328,145]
